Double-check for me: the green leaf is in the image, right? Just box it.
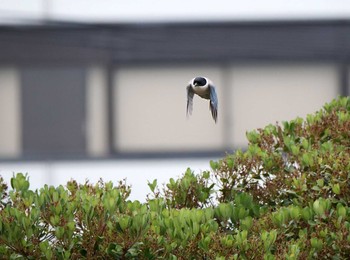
[226,158,234,169]
[316,179,324,188]
[221,235,234,247]
[336,204,346,218]
[261,229,277,252]
[310,238,323,251]
[55,226,65,239]
[313,200,325,216]
[210,160,219,170]
[202,171,210,179]
[107,243,123,257]
[289,206,301,221]
[119,216,130,231]
[291,145,300,156]
[147,179,157,193]
[332,183,340,195]
[246,130,260,144]
[240,216,253,230]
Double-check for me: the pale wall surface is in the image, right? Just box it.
[0,68,21,157]
[114,66,225,152]
[86,67,109,157]
[229,64,339,147]
[1,0,350,23]
[114,64,339,151]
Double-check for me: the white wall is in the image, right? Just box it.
[0,159,214,202]
[114,66,225,152]
[114,63,339,151]
[0,68,21,158]
[86,66,108,157]
[229,64,339,147]
[0,0,350,24]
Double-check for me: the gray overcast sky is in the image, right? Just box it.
[0,0,350,23]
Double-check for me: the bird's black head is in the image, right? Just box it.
[193,76,207,87]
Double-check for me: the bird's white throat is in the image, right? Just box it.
[192,85,209,95]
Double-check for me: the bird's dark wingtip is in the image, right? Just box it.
[209,101,218,123]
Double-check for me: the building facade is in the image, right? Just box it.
[0,20,348,160]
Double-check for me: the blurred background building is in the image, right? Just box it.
[0,0,349,200]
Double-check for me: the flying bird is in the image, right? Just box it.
[186,76,218,123]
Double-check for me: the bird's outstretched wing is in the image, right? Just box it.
[186,84,194,117]
[209,85,218,123]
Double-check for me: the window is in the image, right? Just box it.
[21,67,86,158]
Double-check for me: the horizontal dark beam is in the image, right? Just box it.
[0,20,350,64]
[0,150,229,162]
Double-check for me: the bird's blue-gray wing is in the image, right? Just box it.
[186,85,194,117]
[209,85,218,123]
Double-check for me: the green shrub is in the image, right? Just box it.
[0,96,349,259]
[213,96,350,208]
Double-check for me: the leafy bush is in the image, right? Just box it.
[1,96,350,259]
[214,96,350,208]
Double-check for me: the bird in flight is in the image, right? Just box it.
[186,76,218,123]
